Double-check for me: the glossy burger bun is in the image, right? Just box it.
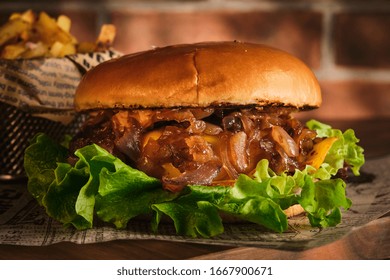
[74,41,322,111]
[75,41,313,222]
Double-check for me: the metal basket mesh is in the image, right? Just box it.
[0,102,85,180]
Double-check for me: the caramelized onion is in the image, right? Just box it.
[113,114,142,162]
[204,122,223,135]
[114,126,141,163]
[128,110,155,128]
[153,109,194,123]
[162,161,221,192]
[189,108,214,119]
[229,131,249,173]
[239,114,255,137]
[185,136,215,163]
[275,144,300,173]
[219,134,239,179]
[69,108,321,189]
[222,115,243,132]
[271,126,299,157]
[187,119,206,134]
[83,110,112,127]
[297,128,317,154]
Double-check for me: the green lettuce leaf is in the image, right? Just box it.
[24,133,68,205]
[152,195,225,238]
[299,176,351,227]
[95,159,177,229]
[43,162,90,228]
[306,119,365,176]
[23,119,365,237]
[24,135,177,230]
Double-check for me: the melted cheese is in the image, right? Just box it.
[306,137,338,169]
[142,129,163,147]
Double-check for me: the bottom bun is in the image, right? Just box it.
[284,204,305,218]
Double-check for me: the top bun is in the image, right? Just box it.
[75,41,321,111]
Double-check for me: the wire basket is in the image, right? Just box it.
[0,102,85,180]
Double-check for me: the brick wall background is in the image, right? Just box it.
[1,0,389,122]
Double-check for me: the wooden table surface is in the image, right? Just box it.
[0,118,389,260]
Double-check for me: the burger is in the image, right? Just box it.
[24,41,365,237]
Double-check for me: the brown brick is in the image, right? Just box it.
[111,10,322,68]
[62,11,98,43]
[334,12,390,68]
[299,81,390,121]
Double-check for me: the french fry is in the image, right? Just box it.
[77,41,97,53]
[9,9,35,24]
[96,24,116,45]
[35,12,74,45]
[94,24,117,52]
[50,41,76,57]
[0,18,31,46]
[57,15,71,33]
[1,43,27,59]
[19,9,35,24]
[0,10,116,59]
[8,12,22,21]
[49,41,65,57]
[60,42,77,57]
[21,42,49,59]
